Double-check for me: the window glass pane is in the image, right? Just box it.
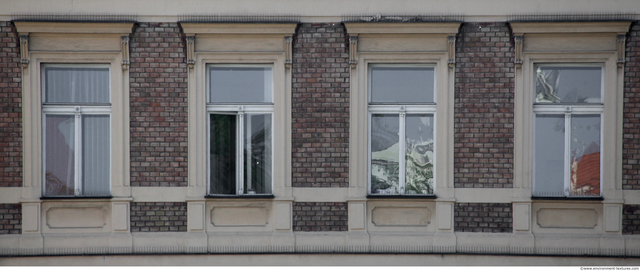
[45,115,75,196]
[371,114,400,195]
[570,115,601,196]
[535,66,601,104]
[405,114,434,195]
[208,66,273,103]
[82,115,110,196]
[244,114,272,195]
[210,114,237,194]
[533,114,565,197]
[370,66,434,103]
[43,66,110,104]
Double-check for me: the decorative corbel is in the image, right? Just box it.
[121,36,130,70]
[617,34,626,68]
[186,35,195,69]
[19,34,29,68]
[514,35,523,69]
[284,36,293,69]
[349,35,358,69]
[447,35,456,69]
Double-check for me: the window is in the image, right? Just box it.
[532,65,602,197]
[369,65,436,195]
[207,65,273,195]
[42,64,111,197]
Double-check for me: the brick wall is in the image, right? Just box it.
[0,22,22,187]
[0,203,21,234]
[623,204,640,234]
[454,22,514,188]
[291,23,349,188]
[130,23,188,187]
[293,202,347,231]
[130,202,187,232]
[623,23,640,190]
[454,203,512,233]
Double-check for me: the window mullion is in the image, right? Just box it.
[237,108,244,195]
[246,113,252,193]
[564,112,571,197]
[399,108,406,194]
[74,106,82,196]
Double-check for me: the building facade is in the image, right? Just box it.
[1,0,640,265]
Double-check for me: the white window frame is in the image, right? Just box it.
[367,64,437,196]
[206,64,275,196]
[41,63,112,197]
[517,52,620,201]
[531,63,604,197]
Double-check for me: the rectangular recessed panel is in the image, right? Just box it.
[211,206,269,227]
[46,207,106,229]
[537,208,598,228]
[371,207,430,227]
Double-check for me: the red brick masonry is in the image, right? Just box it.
[0,203,21,234]
[0,22,22,187]
[623,204,640,234]
[454,203,512,233]
[129,23,188,187]
[454,22,514,188]
[623,23,640,190]
[292,23,350,188]
[293,202,347,231]
[130,202,187,232]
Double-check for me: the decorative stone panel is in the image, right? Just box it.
[130,202,187,232]
[623,204,640,234]
[293,202,347,231]
[0,203,21,234]
[291,23,350,188]
[454,203,512,233]
[0,22,22,187]
[623,23,640,190]
[129,23,188,187]
[454,22,514,188]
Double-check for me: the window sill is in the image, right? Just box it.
[205,194,275,199]
[40,196,113,200]
[367,195,437,199]
[531,196,603,201]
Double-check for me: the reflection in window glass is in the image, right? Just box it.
[370,66,434,103]
[535,66,601,104]
[533,115,565,197]
[244,114,272,195]
[405,115,434,195]
[570,115,600,196]
[208,66,273,103]
[371,114,400,194]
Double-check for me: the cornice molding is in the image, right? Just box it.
[180,23,297,35]
[510,21,631,35]
[14,22,134,34]
[344,22,460,35]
